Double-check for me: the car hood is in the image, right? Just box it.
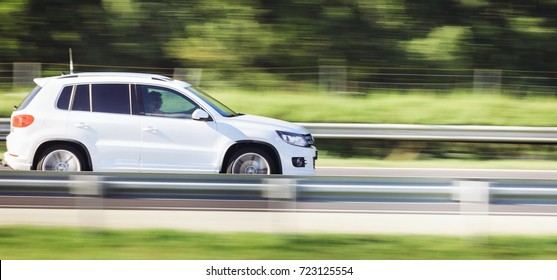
[227,114,310,135]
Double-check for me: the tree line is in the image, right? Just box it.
[2,0,557,85]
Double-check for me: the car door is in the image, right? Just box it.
[138,85,221,173]
[67,83,141,172]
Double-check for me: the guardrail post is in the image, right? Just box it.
[70,175,105,229]
[262,178,298,233]
[455,180,489,237]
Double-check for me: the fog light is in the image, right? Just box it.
[292,157,306,167]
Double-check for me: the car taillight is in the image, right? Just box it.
[12,114,35,128]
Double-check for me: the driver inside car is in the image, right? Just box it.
[145,91,164,115]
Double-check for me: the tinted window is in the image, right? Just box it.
[91,84,131,114]
[56,86,73,110]
[138,85,198,118]
[72,84,90,112]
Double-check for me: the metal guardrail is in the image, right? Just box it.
[3,118,557,143]
[298,122,557,143]
[2,172,557,235]
[1,171,556,205]
[0,118,8,141]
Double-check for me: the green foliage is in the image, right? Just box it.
[404,26,472,68]
[2,0,557,76]
[2,226,557,259]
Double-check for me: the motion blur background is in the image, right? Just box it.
[3,0,557,166]
[3,0,557,260]
[1,0,557,92]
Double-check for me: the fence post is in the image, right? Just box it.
[173,68,203,86]
[473,69,501,94]
[13,62,41,89]
[319,65,347,94]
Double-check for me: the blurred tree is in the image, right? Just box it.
[0,0,30,62]
[1,0,557,86]
[164,0,272,69]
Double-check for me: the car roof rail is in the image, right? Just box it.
[151,75,173,82]
[53,72,174,81]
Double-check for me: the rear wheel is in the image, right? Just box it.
[37,145,87,172]
[226,148,276,175]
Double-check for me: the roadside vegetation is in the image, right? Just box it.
[1,226,556,259]
[209,89,557,126]
[0,89,26,117]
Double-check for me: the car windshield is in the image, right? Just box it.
[185,86,240,117]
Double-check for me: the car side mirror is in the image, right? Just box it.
[192,109,211,121]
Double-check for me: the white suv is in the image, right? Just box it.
[4,72,317,175]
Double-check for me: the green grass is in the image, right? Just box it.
[0,141,5,162]
[317,155,557,170]
[0,90,26,117]
[1,226,556,259]
[209,89,557,126]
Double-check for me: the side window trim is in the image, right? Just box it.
[69,85,76,110]
[128,84,133,115]
[132,84,143,115]
[88,84,93,112]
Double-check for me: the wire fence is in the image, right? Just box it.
[1,62,557,97]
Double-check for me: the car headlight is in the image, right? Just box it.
[276,131,313,147]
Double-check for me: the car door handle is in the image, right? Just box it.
[142,126,158,133]
[75,122,89,129]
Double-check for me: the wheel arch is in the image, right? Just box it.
[220,141,282,174]
[33,140,93,171]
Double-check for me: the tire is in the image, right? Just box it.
[37,145,88,172]
[226,148,277,175]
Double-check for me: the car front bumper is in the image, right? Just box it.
[280,146,317,176]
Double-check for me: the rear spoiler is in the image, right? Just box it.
[33,77,51,87]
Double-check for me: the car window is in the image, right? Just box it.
[56,86,73,110]
[72,84,90,112]
[139,85,198,118]
[91,84,131,114]
[16,86,42,111]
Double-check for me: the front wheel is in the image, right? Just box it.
[37,145,87,172]
[226,148,277,175]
